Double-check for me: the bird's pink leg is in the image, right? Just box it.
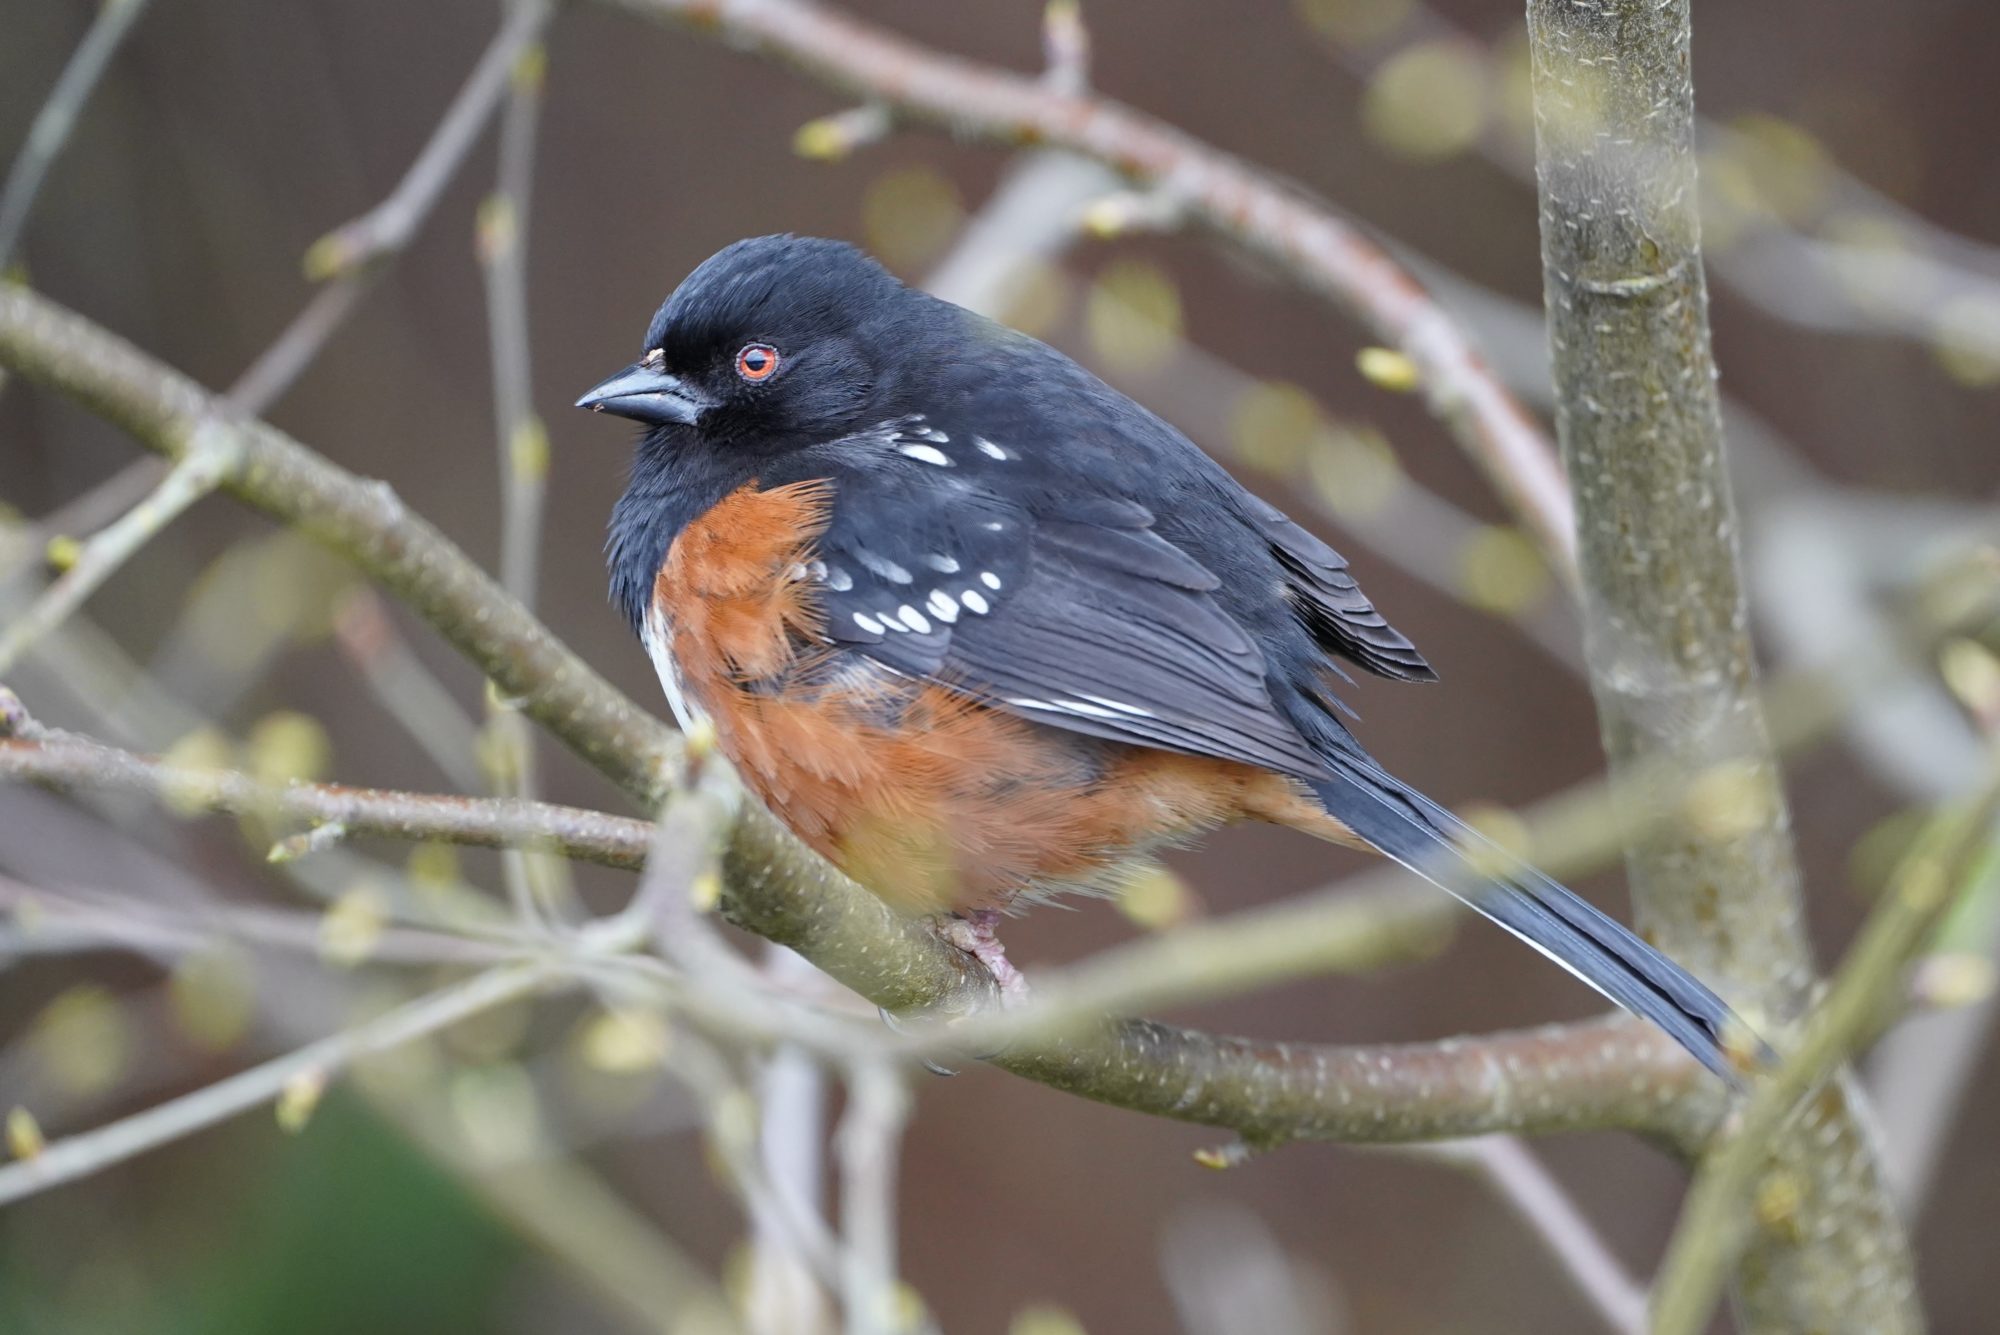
[939,909,1030,1007]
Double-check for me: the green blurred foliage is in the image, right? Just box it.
[0,1097,519,1335]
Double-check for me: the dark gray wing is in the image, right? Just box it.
[1239,493,1435,683]
[794,422,1329,778]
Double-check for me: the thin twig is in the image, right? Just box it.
[1315,0,2000,368]
[0,874,514,967]
[0,283,683,801]
[0,457,166,587]
[477,3,566,928]
[0,961,553,1206]
[836,1057,910,1335]
[226,0,555,416]
[1390,1137,1645,1334]
[482,1,550,609]
[378,1075,739,1334]
[0,728,654,870]
[331,590,488,793]
[0,0,154,269]
[0,435,234,674]
[746,947,835,1335]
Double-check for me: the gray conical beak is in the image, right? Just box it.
[575,361,715,426]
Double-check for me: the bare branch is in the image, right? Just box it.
[836,1058,910,1335]
[1524,2,1919,1328]
[0,727,653,871]
[1649,770,2000,1335]
[0,282,682,802]
[230,0,555,416]
[1390,1137,1645,1334]
[0,0,154,270]
[0,962,553,1206]
[0,433,233,674]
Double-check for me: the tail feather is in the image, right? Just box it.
[1308,758,1754,1083]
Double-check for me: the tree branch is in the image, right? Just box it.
[1523,2,1919,1329]
[0,962,554,1206]
[598,0,1579,576]
[1650,768,2000,1335]
[0,434,232,674]
[0,282,680,802]
[0,0,154,270]
[0,726,654,871]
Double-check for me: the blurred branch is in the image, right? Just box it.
[0,457,166,588]
[478,4,568,928]
[481,6,551,610]
[746,948,835,1335]
[0,283,682,800]
[0,0,154,270]
[1524,3,1917,1331]
[332,589,488,793]
[230,0,554,415]
[601,0,1579,576]
[1390,1137,1644,1335]
[0,724,654,871]
[1650,768,2000,1335]
[0,433,232,674]
[380,1076,740,1334]
[0,961,553,1206]
[0,875,511,967]
[1320,2,2000,369]
[835,1058,909,1335]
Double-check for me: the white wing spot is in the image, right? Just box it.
[926,589,959,621]
[824,566,854,592]
[926,553,960,573]
[895,604,932,634]
[979,571,1003,590]
[975,437,1010,460]
[1005,696,1134,722]
[1080,693,1154,718]
[851,611,883,635]
[982,520,1005,532]
[960,590,990,615]
[897,443,953,467]
[912,425,950,443]
[856,549,912,583]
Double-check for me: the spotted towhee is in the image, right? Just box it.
[578,235,1747,1079]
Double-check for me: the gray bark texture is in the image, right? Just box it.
[1523,2,1924,1330]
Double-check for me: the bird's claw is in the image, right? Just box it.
[877,1005,960,1076]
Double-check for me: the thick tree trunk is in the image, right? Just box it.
[1523,2,1923,1330]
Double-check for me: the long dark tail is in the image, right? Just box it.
[1309,756,1753,1082]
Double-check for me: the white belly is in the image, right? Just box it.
[641,604,710,735]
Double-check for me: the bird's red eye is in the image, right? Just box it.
[735,344,779,382]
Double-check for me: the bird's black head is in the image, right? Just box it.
[576,234,917,455]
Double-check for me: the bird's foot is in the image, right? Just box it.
[877,1006,962,1077]
[938,908,1031,1008]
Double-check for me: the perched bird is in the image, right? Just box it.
[579,234,1746,1079]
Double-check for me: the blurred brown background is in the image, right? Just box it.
[2,1,1996,1332]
